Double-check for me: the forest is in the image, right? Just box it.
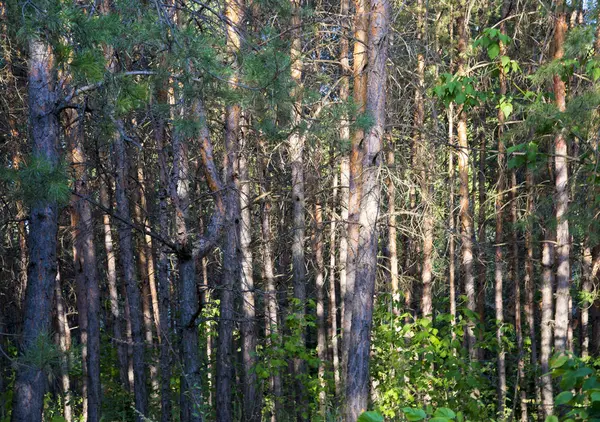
[1,0,600,420]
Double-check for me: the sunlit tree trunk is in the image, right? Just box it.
[342,0,368,387]
[12,37,60,422]
[455,1,477,360]
[345,0,389,417]
[552,0,570,354]
[541,225,555,418]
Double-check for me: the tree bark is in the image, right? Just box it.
[114,126,149,421]
[66,106,102,422]
[55,268,73,422]
[344,0,389,417]
[12,37,60,422]
[455,1,477,360]
[552,0,570,354]
[541,227,555,418]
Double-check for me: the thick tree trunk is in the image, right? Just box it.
[553,0,570,354]
[342,0,368,387]
[114,128,149,421]
[11,38,60,422]
[344,0,389,417]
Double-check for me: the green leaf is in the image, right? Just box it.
[434,408,456,418]
[488,43,500,60]
[455,92,466,105]
[402,407,427,421]
[555,391,574,405]
[550,354,569,369]
[357,411,384,422]
[500,100,513,118]
[430,418,452,422]
[545,417,559,422]
[591,392,600,402]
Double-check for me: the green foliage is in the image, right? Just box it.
[1,155,70,207]
[474,28,511,60]
[370,305,494,420]
[434,74,485,109]
[507,141,542,170]
[358,411,384,422]
[547,354,600,421]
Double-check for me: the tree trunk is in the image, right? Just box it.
[342,0,368,387]
[55,268,73,422]
[553,0,570,354]
[312,192,327,416]
[328,166,341,398]
[99,171,129,388]
[541,227,555,418]
[11,37,60,422]
[114,127,149,421]
[344,0,389,417]
[494,8,509,415]
[455,1,477,360]
[66,106,102,422]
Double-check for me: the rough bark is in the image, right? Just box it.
[342,0,368,386]
[11,37,60,422]
[55,268,73,422]
[344,0,389,417]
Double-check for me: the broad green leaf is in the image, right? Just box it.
[500,101,513,118]
[430,418,452,422]
[434,408,456,418]
[555,391,574,405]
[488,43,500,59]
[402,407,427,421]
[544,416,559,422]
[550,354,569,369]
[357,411,384,422]
[591,391,600,402]
[455,92,466,105]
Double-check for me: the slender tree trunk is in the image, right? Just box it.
[66,106,102,422]
[345,0,389,417]
[509,170,526,421]
[386,146,399,309]
[312,192,327,416]
[132,161,159,394]
[523,169,541,410]
[541,227,555,418]
[55,268,73,422]
[338,0,350,330]
[152,61,173,422]
[328,169,341,398]
[414,0,433,318]
[455,1,477,360]
[259,140,283,421]
[495,7,509,415]
[239,138,258,421]
[448,102,457,334]
[12,37,60,422]
[114,127,149,421]
[288,1,308,416]
[553,0,570,354]
[99,172,129,388]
